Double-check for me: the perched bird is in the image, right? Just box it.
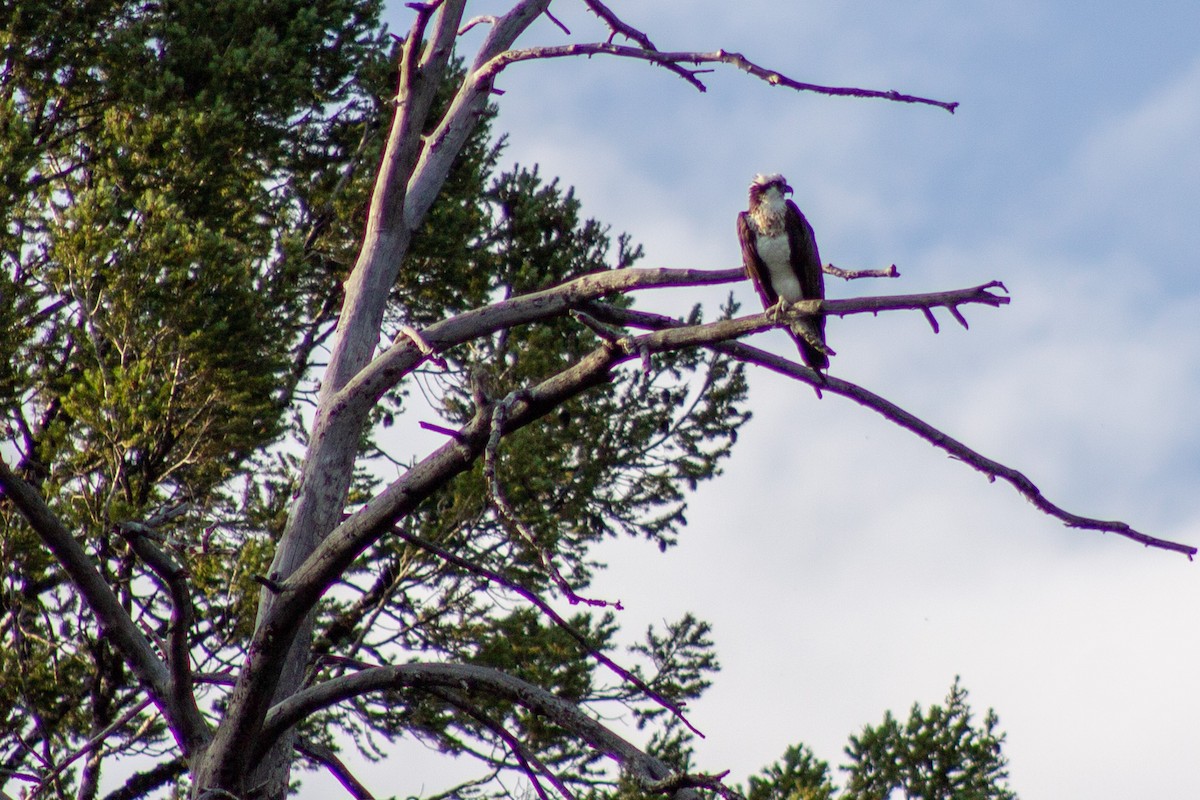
[737,173,828,371]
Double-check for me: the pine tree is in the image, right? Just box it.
[743,680,1016,800]
[1,3,742,797]
[746,744,837,800]
[842,679,1016,800]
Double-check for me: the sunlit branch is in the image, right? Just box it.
[338,266,746,416]
[825,262,900,280]
[459,15,498,35]
[339,268,995,424]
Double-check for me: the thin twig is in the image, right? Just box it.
[483,392,621,610]
[394,529,704,738]
[581,0,658,48]
[426,688,568,800]
[824,262,900,280]
[544,8,570,35]
[295,738,377,800]
[922,307,940,333]
[29,698,155,797]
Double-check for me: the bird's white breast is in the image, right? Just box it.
[750,187,803,302]
[756,231,803,302]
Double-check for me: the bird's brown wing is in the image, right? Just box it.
[785,200,824,303]
[737,211,777,308]
[785,200,829,370]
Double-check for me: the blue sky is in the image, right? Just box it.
[310,2,1200,798]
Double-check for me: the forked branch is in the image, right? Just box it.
[476,42,957,111]
[117,520,202,747]
[0,458,212,754]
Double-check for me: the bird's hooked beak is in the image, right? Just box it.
[782,182,794,195]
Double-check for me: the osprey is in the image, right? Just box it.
[737,173,828,371]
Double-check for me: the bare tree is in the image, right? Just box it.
[2,3,1192,800]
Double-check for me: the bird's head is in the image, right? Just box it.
[748,173,793,207]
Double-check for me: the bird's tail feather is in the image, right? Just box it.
[790,321,830,372]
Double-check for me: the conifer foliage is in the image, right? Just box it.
[1,3,744,798]
[743,681,1016,800]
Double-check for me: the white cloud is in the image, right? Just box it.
[1030,54,1200,264]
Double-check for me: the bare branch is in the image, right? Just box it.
[294,739,376,800]
[922,307,940,334]
[816,371,1194,557]
[262,281,1016,649]
[584,304,1198,559]
[335,266,746,419]
[577,0,708,88]
[472,0,555,66]
[544,8,570,35]
[261,663,699,799]
[459,15,498,35]
[196,7,477,790]
[426,688,566,800]
[256,350,624,677]
[401,0,554,227]
[581,0,658,48]
[484,392,620,610]
[825,262,900,280]
[476,42,958,111]
[29,698,155,797]
[819,281,1009,318]
[392,324,446,368]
